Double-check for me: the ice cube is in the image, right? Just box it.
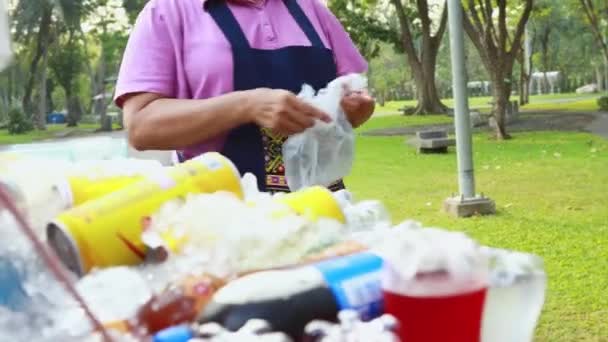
[76,267,153,323]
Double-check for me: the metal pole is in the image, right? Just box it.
[447,0,475,198]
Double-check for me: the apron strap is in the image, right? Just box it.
[281,0,325,48]
[207,1,251,49]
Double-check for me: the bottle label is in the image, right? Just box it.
[313,252,384,320]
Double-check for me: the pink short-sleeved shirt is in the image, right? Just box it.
[114,0,367,151]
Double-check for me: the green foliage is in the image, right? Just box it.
[597,96,608,111]
[328,0,397,59]
[49,36,86,93]
[369,43,412,102]
[123,0,148,23]
[6,105,33,135]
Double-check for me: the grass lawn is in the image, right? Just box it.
[346,132,608,341]
[0,123,121,145]
[522,97,600,112]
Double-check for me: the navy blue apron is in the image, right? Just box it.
[204,0,345,193]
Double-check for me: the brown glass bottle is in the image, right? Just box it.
[103,274,225,337]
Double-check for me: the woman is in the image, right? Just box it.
[115,0,375,193]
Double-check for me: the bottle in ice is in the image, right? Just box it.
[197,252,384,340]
[104,273,225,336]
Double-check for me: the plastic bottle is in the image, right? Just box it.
[103,273,225,337]
[197,252,384,340]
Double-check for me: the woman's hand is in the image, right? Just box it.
[341,90,375,128]
[244,88,332,136]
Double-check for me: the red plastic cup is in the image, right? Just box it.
[383,277,487,342]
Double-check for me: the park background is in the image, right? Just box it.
[0,0,607,340]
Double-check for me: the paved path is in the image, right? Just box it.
[588,113,608,138]
[0,130,174,165]
[363,111,608,139]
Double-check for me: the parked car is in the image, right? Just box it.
[575,84,598,94]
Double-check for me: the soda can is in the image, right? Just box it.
[47,152,243,277]
[53,160,165,207]
[276,186,346,223]
[54,175,144,208]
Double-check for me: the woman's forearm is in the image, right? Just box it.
[124,92,251,151]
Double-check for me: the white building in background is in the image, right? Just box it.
[531,71,561,94]
[467,81,491,96]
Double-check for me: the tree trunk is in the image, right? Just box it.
[66,91,82,127]
[603,55,608,93]
[410,56,447,115]
[35,48,49,130]
[98,52,112,132]
[492,76,512,140]
[46,79,55,115]
[390,0,447,116]
[519,59,530,105]
[543,73,550,94]
[8,65,13,103]
[23,7,52,117]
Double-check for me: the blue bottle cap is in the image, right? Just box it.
[152,325,194,342]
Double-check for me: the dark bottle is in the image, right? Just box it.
[103,273,225,336]
[197,252,384,341]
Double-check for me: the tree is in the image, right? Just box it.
[552,17,598,92]
[49,34,86,126]
[12,0,54,129]
[528,2,570,92]
[12,0,92,129]
[462,0,534,139]
[517,25,533,105]
[390,0,448,115]
[123,0,148,24]
[82,0,130,131]
[328,0,396,60]
[369,43,412,104]
[580,0,608,91]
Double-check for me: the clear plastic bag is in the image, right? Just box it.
[283,74,367,191]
